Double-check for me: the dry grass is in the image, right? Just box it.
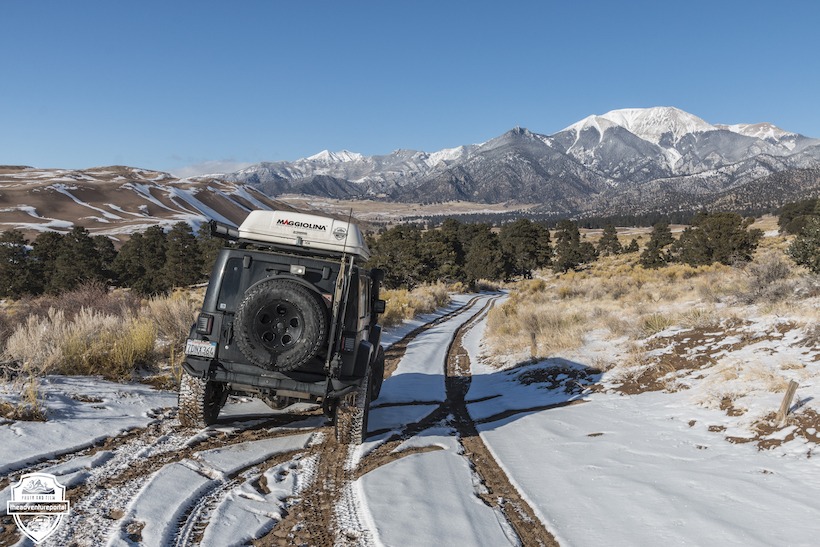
[0,378,47,421]
[485,289,588,358]
[0,285,210,385]
[144,291,200,351]
[485,238,818,382]
[694,360,790,412]
[3,307,157,380]
[381,283,451,327]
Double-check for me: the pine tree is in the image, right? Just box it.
[93,235,117,284]
[552,220,596,273]
[464,229,509,282]
[367,224,425,289]
[30,231,64,293]
[788,217,820,273]
[49,226,105,293]
[499,219,552,278]
[640,221,674,268]
[0,230,34,298]
[113,226,169,295]
[164,222,203,287]
[197,221,225,278]
[673,212,762,266]
[597,224,623,256]
[625,238,640,253]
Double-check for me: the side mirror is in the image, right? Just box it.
[373,299,386,314]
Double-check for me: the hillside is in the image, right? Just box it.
[0,165,294,240]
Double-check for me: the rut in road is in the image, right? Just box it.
[2,295,560,546]
[256,293,559,546]
[0,408,320,547]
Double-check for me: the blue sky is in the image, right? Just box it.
[2,1,819,176]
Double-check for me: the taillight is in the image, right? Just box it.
[196,313,214,335]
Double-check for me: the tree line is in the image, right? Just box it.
[0,222,222,298]
[1,201,817,298]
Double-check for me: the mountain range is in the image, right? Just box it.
[222,107,820,216]
[3,107,820,239]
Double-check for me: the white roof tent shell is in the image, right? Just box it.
[237,210,371,262]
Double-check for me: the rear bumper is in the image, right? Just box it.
[183,358,364,399]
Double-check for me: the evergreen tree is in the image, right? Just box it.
[499,219,552,278]
[164,222,203,287]
[421,229,463,282]
[464,229,509,282]
[640,221,674,268]
[113,226,169,295]
[49,226,105,293]
[197,221,225,278]
[93,235,118,284]
[30,231,64,293]
[552,220,597,273]
[778,198,820,234]
[788,216,820,273]
[597,224,623,256]
[367,224,425,289]
[0,230,34,298]
[673,212,762,266]
[625,238,640,253]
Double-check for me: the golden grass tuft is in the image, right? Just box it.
[4,307,157,381]
[144,291,200,351]
[381,283,452,327]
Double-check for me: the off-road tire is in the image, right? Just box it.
[235,279,328,371]
[371,346,385,401]
[334,370,372,445]
[178,374,224,428]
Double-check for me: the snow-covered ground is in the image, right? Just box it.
[2,292,819,546]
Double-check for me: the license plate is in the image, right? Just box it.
[185,339,217,359]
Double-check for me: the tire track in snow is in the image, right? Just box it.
[253,295,496,546]
[35,409,319,547]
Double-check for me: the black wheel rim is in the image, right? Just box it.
[253,300,304,352]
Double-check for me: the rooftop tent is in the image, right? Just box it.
[237,210,370,262]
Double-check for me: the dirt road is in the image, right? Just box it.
[0,294,558,546]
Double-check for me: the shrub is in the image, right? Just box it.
[381,283,452,327]
[16,282,141,322]
[640,312,676,337]
[3,307,157,380]
[0,378,46,421]
[144,291,200,351]
[788,217,820,274]
[738,252,795,304]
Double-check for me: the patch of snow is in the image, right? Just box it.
[0,377,175,475]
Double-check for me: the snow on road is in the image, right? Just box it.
[0,377,176,475]
[4,292,818,546]
[358,429,516,547]
[375,294,494,406]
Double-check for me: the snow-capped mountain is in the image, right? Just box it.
[223,107,820,215]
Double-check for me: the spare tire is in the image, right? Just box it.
[235,279,328,371]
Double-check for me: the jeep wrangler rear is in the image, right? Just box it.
[178,210,385,444]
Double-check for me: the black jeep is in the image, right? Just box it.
[179,210,385,444]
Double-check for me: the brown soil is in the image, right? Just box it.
[724,409,820,452]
